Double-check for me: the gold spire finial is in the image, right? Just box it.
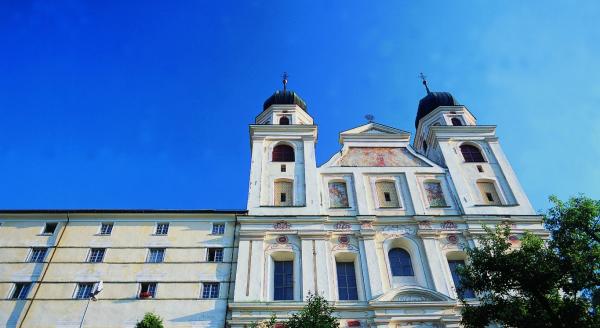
[419,72,431,94]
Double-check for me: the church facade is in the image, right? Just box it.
[0,83,546,327]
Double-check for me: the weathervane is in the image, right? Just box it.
[365,114,375,123]
[282,72,288,93]
[419,72,431,94]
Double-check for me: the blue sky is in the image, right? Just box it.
[0,1,598,211]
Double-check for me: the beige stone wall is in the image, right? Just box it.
[0,212,239,328]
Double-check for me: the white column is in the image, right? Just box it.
[419,232,451,296]
[301,239,315,298]
[314,239,331,299]
[359,233,384,298]
[233,239,250,301]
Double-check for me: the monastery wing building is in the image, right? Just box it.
[0,82,546,327]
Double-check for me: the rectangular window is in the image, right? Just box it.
[448,260,475,298]
[274,181,293,206]
[476,165,484,173]
[155,223,169,235]
[139,282,157,298]
[147,248,165,263]
[336,262,358,300]
[202,282,220,299]
[211,223,225,235]
[376,181,400,208]
[280,164,286,172]
[42,222,58,234]
[274,261,294,300]
[477,182,502,205]
[99,223,113,235]
[29,248,47,263]
[11,283,31,300]
[207,248,224,262]
[75,283,94,299]
[87,248,105,263]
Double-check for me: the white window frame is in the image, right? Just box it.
[206,248,224,262]
[28,247,47,263]
[211,223,225,235]
[74,283,94,299]
[99,222,114,235]
[155,222,169,235]
[139,282,157,298]
[87,248,106,263]
[201,282,220,299]
[10,282,31,300]
[147,248,165,263]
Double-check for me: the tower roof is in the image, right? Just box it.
[415,91,460,128]
[263,90,308,112]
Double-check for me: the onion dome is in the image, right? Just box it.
[263,90,308,112]
[415,91,459,128]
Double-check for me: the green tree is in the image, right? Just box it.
[135,312,164,328]
[286,293,339,328]
[458,195,600,328]
[250,293,339,328]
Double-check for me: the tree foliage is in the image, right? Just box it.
[250,293,339,328]
[458,195,600,328]
[135,312,164,328]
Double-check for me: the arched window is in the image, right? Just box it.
[272,144,295,162]
[388,248,414,276]
[375,181,400,208]
[476,181,501,205]
[460,144,485,162]
[451,118,463,126]
[448,260,475,298]
[274,180,293,206]
[279,116,290,125]
[328,181,349,208]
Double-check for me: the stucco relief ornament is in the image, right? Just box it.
[360,221,373,230]
[441,221,457,230]
[276,235,288,244]
[508,235,520,243]
[446,234,458,244]
[418,221,432,229]
[273,221,291,230]
[382,225,416,236]
[334,221,352,231]
[338,235,350,245]
[501,220,517,229]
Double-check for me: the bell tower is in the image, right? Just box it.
[413,76,534,215]
[247,75,319,215]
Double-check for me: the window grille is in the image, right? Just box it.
[147,248,165,263]
[202,282,220,299]
[29,248,47,263]
[272,145,295,162]
[155,223,169,235]
[460,145,485,162]
[274,181,293,206]
[274,261,294,300]
[211,223,225,235]
[88,248,105,263]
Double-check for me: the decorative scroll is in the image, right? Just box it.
[276,235,288,244]
[382,225,416,236]
[338,235,350,244]
[446,234,458,244]
[273,221,291,230]
[442,221,457,230]
[338,147,428,167]
[334,221,352,231]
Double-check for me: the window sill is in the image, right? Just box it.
[94,234,111,236]
[208,233,225,236]
[151,234,169,236]
[377,207,403,210]
[329,206,352,209]
[429,205,452,209]
[38,233,55,236]
[260,205,306,208]
[473,203,519,207]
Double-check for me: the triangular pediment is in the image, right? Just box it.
[340,122,409,136]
